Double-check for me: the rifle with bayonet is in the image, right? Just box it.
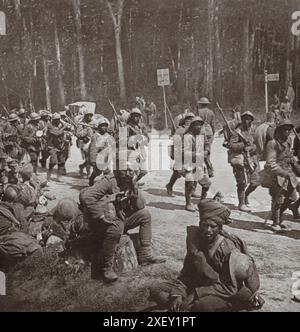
[216,102,255,172]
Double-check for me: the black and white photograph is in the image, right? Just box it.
[0,0,299,314]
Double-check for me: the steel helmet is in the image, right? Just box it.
[29,112,41,121]
[198,97,210,104]
[8,113,19,122]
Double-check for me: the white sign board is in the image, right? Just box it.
[157,69,170,86]
[267,73,279,82]
[0,12,6,36]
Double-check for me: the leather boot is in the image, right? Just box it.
[289,198,300,219]
[185,182,196,212]
[166,171,180,197]
[47,169,53,182]
[137,245,167,266]
[279,198,293,229]
[57,167,64,183]
[102,241,119,283]
[245,185,258,206]
[238,189,251,212]
[271,205,281,232]
[201,186,209,200]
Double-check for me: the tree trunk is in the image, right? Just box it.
[54,14,66,109]
[214,1,222,102]
[115,29,126,103]
[41,36,51,111]
[72,0,87,99]
[243,17,252,108]
[105,0,126,104]
[206,0,214,99]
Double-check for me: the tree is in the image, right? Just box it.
[105,0,126,103]
[72,0,87,99]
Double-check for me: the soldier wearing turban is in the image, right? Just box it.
[149,199,264,312]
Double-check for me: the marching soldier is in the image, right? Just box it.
[21,112,43,174]
[76,109,94,178]
[166,112,195,197]
[264,120,299,231]
[2,113,24,162]
[126,108,149,184]
[46,113,71,182]
[39,110,52,168]
[227,112,260,212]
[197,97,215,177]
[179,117,211,212]
[17,108,29,125]
[89,118,113,186]
[59,110,73,175]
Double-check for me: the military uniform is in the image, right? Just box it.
[88,119,113,186]
[197,98,215,177]
[149,199,263,312]
[76,117,94,178]
[263,120,298,230]
[166,113,196,197]
[126,109,149,182]
[177,117,211,212]
[79,173,165,282]
[21,113,43,173]
[46,113,69,182]
[227,112,260,211]
[2,114,24,162]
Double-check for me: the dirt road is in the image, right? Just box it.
[3,134,300,312]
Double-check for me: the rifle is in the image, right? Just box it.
[108,98,124,130]
[166,104,176,135]
[216,102,255,172]
[1,104,9,117]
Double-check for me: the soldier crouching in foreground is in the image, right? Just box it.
[149,199,264,312]
[79,166,166,283]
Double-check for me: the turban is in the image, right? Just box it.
[198,199,231,226]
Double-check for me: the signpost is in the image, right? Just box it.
[157,69,170,130]
[256,71,280,113]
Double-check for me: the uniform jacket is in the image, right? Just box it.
[197,108,215,136]
[264,136,298,189]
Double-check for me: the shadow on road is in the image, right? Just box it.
[144,188,184,197]
[148,202,186,211]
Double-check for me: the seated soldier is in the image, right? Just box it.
[79,167,166,283]
[149,199,264,312]
[0,186,23,236]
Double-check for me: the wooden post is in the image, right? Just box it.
[162,86,168,130]
[264,70,268,113]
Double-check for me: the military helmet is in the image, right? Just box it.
[84,109,94,116]
[8,113,19,122]
[184,112,195,120]
[198,97,210,104]
[274,119,294,134]
[98,117,110,126]
[190,116,204,126]
[241,111,254,121]
[18,108,26,116]
[52,112,61,120]
[29,112,41,121]
[130,108,142,116]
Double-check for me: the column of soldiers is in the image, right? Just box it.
[2,96,300,312]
